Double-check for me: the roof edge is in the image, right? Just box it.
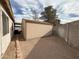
[22,19,53,25]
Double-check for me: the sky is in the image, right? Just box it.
[10,0,79,24]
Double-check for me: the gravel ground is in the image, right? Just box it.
[2,36,16,59]
[2,41,16,59]
[19,36,79,59]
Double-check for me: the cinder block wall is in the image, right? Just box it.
[69,21,79,47]
[22,19,53,40]
[56,24,67,41]
[57,21,79,47]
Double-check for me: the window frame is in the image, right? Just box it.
[2,11,9,36]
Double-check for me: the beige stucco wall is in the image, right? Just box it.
[0,5,14,58]
[22,20,53,40]
[57,21,79,47]
[22,20,26,40]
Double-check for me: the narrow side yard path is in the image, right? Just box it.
[19,35,79,59]
[2,35,79,59]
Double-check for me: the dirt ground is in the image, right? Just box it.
[2,35,79,59]
[2,41,16,59]
[19,36,79,59]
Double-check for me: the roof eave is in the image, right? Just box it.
[0,0,14,22]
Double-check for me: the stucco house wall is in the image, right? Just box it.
[57,21,79,47]
[22,19,53,40]
[0,5,14,58]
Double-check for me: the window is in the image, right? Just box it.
[2,11,9,35]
